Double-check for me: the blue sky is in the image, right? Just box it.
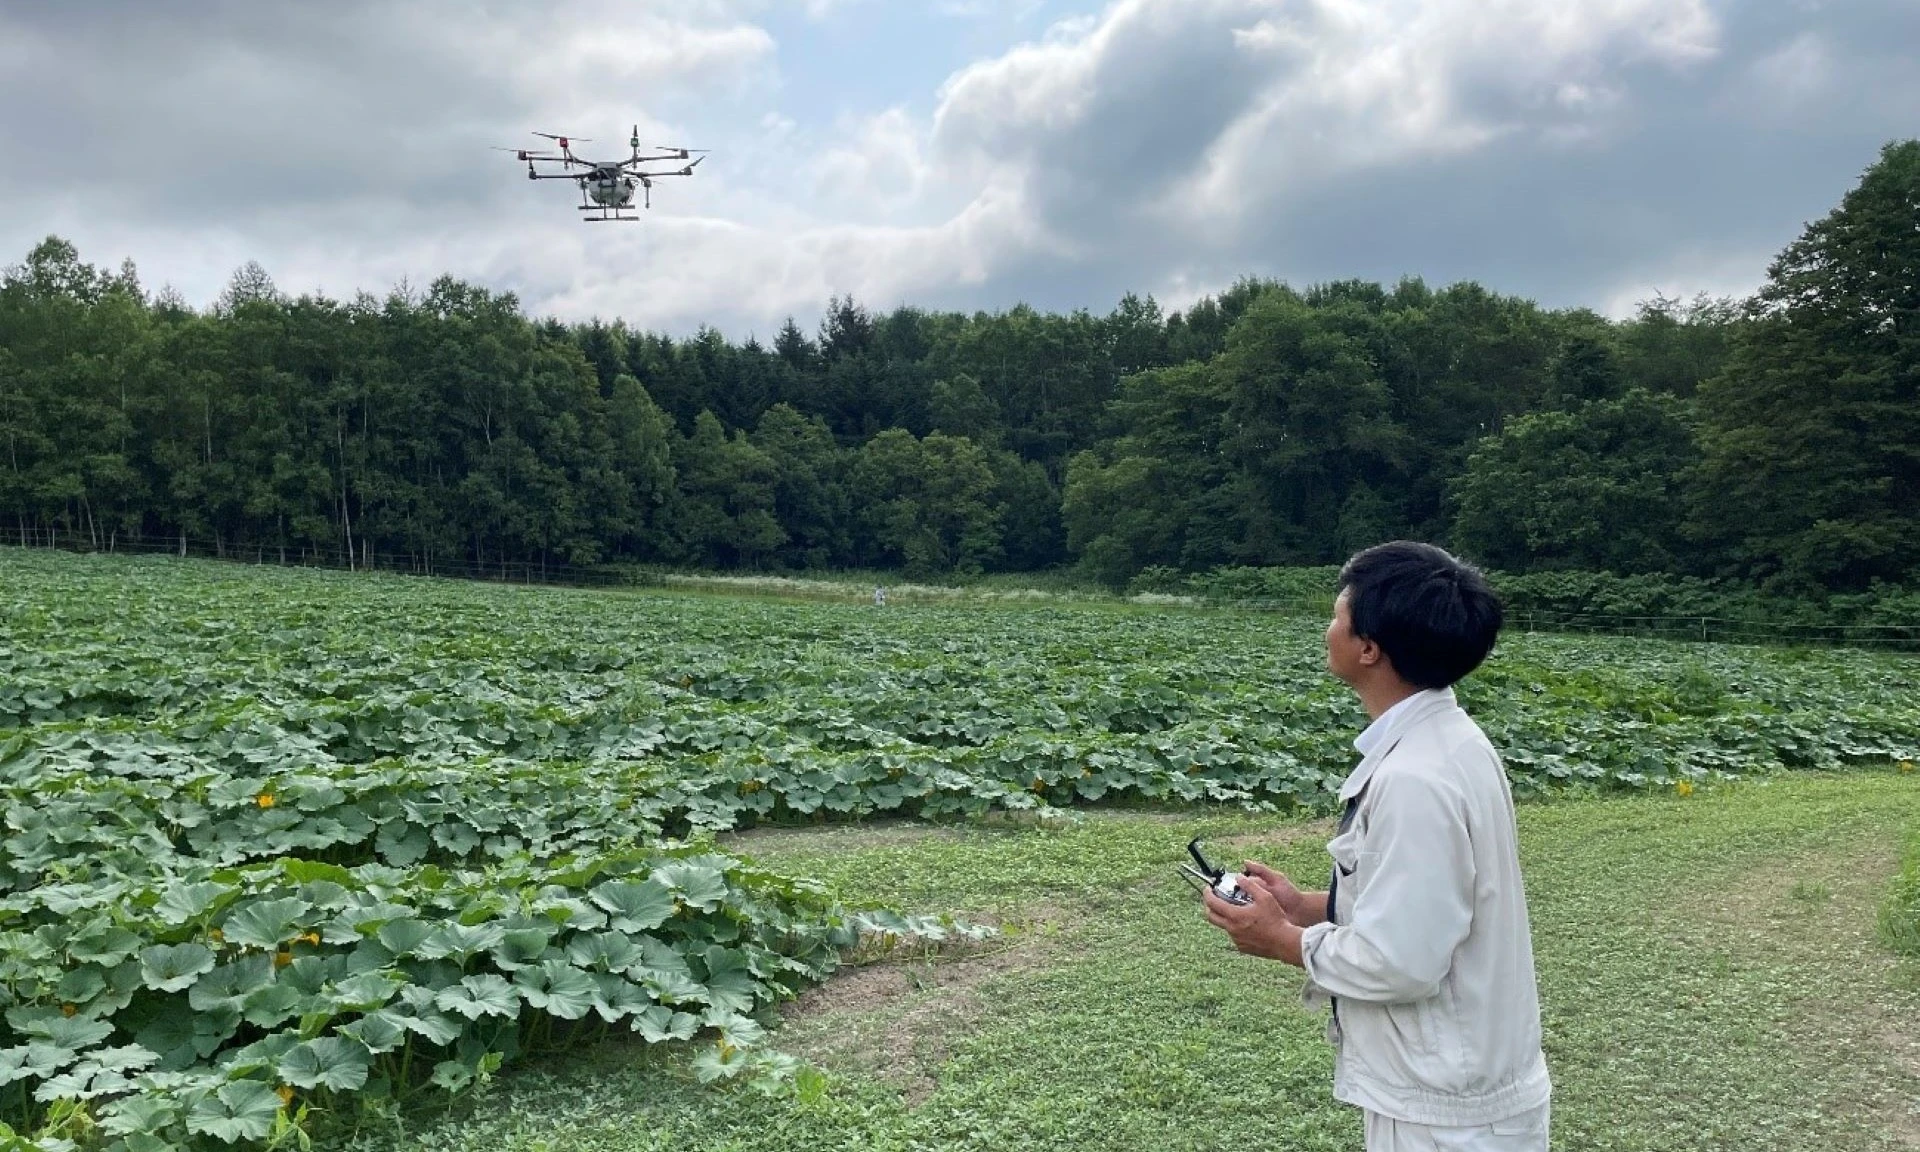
[2,1,1916,339]
[762,2,1087,122]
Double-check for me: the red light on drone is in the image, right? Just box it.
[557,137,569,150]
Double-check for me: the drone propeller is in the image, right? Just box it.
[531,132,589,152]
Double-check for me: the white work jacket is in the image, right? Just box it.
[1299,688,1552,1128]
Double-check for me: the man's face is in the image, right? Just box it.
[1326,587,1367,686]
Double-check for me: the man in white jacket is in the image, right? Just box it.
[1203,541,1552,1151]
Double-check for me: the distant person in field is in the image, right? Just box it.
[873,585,888,607]
[1201,541,1551,1151]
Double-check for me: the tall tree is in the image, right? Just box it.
[1451,390,1699,574]
[1691,139,1920,590]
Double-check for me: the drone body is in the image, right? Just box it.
[496,126,707,222]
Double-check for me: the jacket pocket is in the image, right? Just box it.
[1383,997,1436,1058]
[1328,829,1362,879]
[1342,996,1440,1090]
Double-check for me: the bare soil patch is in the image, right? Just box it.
[774,904,1082,1107]
[1706,843,1920,1148]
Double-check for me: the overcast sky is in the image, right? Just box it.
[3,0,1915,338]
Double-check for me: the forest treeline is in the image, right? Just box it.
[2,141,1914,594]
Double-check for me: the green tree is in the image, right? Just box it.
[1691,139,1920,590]
[1219,292,1407,564]
[753,403,851,567]
[665,411,786,568]
[1451,390,1699,574]
[927,373,1001,445]
[851,429,1002,575]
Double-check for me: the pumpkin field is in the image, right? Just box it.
[2,549,1917,1151]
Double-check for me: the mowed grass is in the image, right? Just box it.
[347,768,1920,1152]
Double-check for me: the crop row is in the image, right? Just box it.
[2,551,1916,1150]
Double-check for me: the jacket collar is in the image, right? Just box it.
[1337,686,1457,802]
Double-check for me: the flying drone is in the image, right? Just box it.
[496,126,707,222]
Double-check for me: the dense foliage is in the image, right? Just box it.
[1133,564,1920,646]
[4,144,1912,593]
[3,551,1918,1147]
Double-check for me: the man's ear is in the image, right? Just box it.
[1357,637,1384,667]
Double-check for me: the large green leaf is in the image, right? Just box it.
[630,1005,700,1044]
[31,1043,160,1102]
[139,942,217,992]
[654,860,731,911]
[67,925,145,966]
[434,974,519,1021]
[153,881,235,926]
[16,1015,112,1049]
[375,820,431,865]
[240,981,308,1029]
[184,1079,282,1143]
[631,937,704,1003]
[101,1091,182,1138]
[339,1009,409,1054]
[221,896,313,949]
[394,987,464,1046]
[512,960,597,1020]
[0,1043,76,1087]
[188,954,274,1014]
[566,930,645,972]
[134,1005,240,1069]
[695,946,760,1015]
[586,879,674,932]
[328,970,406,1013]
[374,918,434,957]
[278,1036,373,1092]
[488,926,555,971]
[414,921,504,963]
[589,973,654,1023]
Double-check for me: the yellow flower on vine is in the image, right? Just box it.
[276,1085,295,1108]
[256,792,276,809]
[1900,760,1915,774]
[1675,780,1694,798]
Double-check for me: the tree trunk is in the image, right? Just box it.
[338,421,355,572]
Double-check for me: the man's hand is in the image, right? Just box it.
[1241,862,1329,928]
[1202,873,1305,967]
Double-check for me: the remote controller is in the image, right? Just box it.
[1180,837,1252,905]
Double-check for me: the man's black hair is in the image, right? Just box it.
[1337,541,1503,689]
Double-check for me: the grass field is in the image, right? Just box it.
[345,770,1920,1152]
[1,549,1916,1151]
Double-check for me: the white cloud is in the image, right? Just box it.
[1596,248,1767,319]
[1746,33,1832,106]
[5,0,1908,340]
[1173,0,1721,226]
[812,108,933,215]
